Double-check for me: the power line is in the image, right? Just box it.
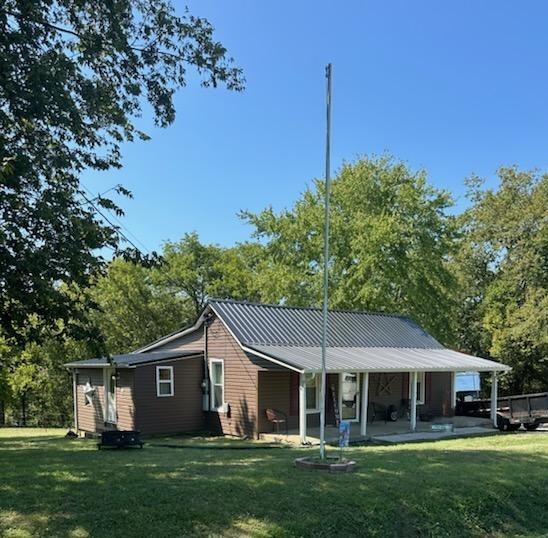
[80,184,151,255]
[80,188,145,255]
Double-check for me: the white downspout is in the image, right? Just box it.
[360,372,369,437]
[299,373,307,444]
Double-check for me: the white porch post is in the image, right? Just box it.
[490,371,498,428]
[72,370,78,432]
[450,371,457,411]
[360,372,369,437]
[410,371,418,431]
[299,372,307,444]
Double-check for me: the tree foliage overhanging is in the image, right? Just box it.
[0,0,244,341]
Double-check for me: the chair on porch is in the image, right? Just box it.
[265,408,288,435]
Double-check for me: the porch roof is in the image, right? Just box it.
[65,350,202,369]
[247,345,510,373]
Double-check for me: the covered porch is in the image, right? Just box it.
[254,345,511,445]
[259,415,494,444]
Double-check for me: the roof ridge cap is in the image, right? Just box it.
[209,297,411,318]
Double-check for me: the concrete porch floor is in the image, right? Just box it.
[258,416,495,445]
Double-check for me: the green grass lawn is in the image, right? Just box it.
[1,429,547,538]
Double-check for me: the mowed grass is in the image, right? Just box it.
[1,429,547,538]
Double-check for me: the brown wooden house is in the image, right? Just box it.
[66,299,510,440]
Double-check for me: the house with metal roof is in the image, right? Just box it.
[66,299,510,440]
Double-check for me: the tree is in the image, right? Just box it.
[1,335,99,427]
[88,235,262,354]
[158,233,262,321]
[454,167,548,393]
[242,155,458,342]
[89,258,187,354]
[0,1,244,340]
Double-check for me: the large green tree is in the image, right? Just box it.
[0,1,243,340]
[89,258,186,354]
[454,167,548,393]
[88,234,262,354]
[158,233,262,321]
[243,156,458,342]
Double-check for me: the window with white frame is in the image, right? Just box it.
[305,373,320,412]
[156,366,174,397]
[210,359,224,410]
[409,372,426,405]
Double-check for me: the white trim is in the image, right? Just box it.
[66,353,204,370]
[135,309,210,353]
[490,371,498,427]
[299,372,307,444]
[104,367,117,424]
[156,366,174,397]
[410,371,418,431]
[240,346,304,373]
[360,372,369,436]
[339,371,360,422]
[299,366,510,373]
[304,373,320,414]
[209,358,225,412]
[128,354,203,368]
[451,371,457,409]
[408,371,426,405]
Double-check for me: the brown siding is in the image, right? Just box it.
[75,368,135,433]
[426,372,452,416]
[75,368,106,433]
[133,357,204,435]
[116,369,135,430]
[369,373,405,410]
[205,316,275,438]
[154,329,204,352]
[258,371,291,432]
[258,371,339,433]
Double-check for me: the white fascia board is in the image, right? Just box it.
[135,307,210,353]
[240,345,304,373]
[299,366,511,374]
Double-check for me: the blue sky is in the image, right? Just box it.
[82,0,548,252]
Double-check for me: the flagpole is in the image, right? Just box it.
[319,63,332,461]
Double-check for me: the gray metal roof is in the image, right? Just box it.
[209,299,443,348]
[247,345,511,373]
[65,350,202,368]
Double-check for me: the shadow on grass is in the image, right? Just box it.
[0,434,547,538]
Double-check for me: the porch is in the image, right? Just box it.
[258,416,494,445]
[257,368,501,444]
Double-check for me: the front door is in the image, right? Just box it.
[105,368,117,424]
[339,372,360,422]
